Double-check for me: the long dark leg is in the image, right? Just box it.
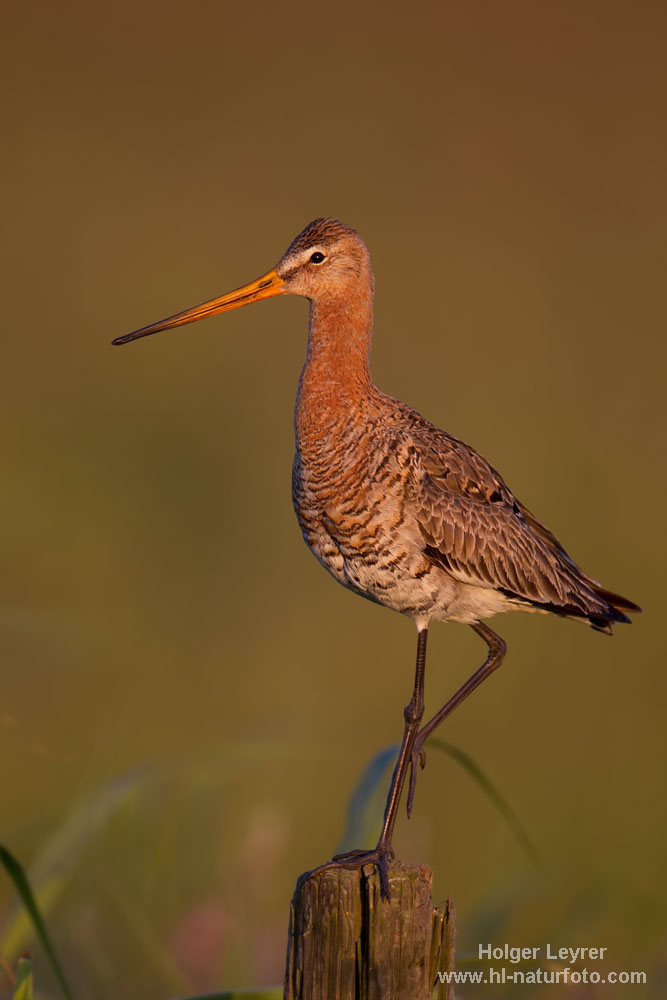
[320,627,429,898]
[376,627,428,853]
[406,621,506,817]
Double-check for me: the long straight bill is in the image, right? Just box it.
[112,269,285,346]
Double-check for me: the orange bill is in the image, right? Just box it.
[112,268,285,346]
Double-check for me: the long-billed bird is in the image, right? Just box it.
[113,218,640,895]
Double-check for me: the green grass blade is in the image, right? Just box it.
[12,957,33,1000]
[429,739,546,873]
[0,846,73,1000]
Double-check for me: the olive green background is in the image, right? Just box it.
[1,1,665,997]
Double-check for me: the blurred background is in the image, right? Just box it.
[1,1,665,997]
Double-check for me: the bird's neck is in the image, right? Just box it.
[296,286,375,426]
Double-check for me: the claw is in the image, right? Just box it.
[332,848,370,861]
[406,740,427,819]
[407,754,418,818]
[305,848,393,901]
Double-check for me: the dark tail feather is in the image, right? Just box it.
[587,585,642,634]
[592,585,642,616]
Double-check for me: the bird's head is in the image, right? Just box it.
[276,218,372,299]
[112,218,371,347]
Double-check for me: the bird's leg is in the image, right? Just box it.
[406,622,506,818]
[374,627,428,856]
[316,628,429,900]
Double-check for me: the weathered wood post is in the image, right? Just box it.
[284,861,455,1000]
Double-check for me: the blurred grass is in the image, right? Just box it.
[0,747,313,997]
[0,774,144,961]
[429,740,545,875]
[11,959,32,1000]
[0,850,70,1000]
[0,741,563,999]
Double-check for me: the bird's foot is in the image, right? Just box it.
[406,738,427,819]
[305,846,395,901]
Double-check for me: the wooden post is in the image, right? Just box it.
[284,861,455,1000]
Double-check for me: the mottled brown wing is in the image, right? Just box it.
[409,430,602,613]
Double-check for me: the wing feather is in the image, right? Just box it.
[406,424,607,615]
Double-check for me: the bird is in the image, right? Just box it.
[113,218,640,896]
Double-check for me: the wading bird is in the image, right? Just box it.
[113,219,639,895]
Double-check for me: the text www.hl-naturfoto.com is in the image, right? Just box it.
[437,967,647,986]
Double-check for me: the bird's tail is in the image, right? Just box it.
[585,582,642,633]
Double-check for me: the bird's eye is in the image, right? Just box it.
[309,251,326,264]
